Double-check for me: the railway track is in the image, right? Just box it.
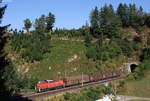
[23,76,125,101]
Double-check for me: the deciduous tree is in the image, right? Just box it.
[23,18,32,33]
[46,12,55,32]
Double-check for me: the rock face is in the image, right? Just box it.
[68,54,78,63]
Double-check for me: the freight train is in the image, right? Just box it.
[35,70,121,92]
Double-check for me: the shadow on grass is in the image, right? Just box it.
[8,94,33,101]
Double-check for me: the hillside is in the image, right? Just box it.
[6,39,125,81]
[119,70,150,98]
[4,26,150,81]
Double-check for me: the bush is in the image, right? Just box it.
[76,87,100,101]
[84,33,92,47]
[86,45,97,59]
[140,48,150,61]
[116,39,134,57]
[10,33,51,61]
[64,92,76,101]
[2,63,39,92]
[86,40,122,61]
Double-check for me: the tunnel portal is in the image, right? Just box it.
[130,64,138,72]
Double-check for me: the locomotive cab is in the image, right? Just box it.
[35,80,64,93]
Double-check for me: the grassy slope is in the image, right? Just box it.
[120,71,150,98]
[5,33,150,98]
[27,40,96,80]
[5,38,124,81]
[25,39,123,80]
[130,100,150,101]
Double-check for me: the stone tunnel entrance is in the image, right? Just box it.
[123,62,139,73]
[130,64,138,72]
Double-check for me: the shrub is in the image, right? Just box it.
[10,33,51,61]
[86,40,122,61]
[64,92,76,101]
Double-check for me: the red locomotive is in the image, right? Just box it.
[35,70,121,92]
[35,80,64,92]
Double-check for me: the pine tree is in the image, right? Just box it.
[90,6,101,37]
[136,6,145,26]
[117,3,130,27]
[129,4,138,27]
[90,6,100,28]
[145,15,150,28]
[100,5,121,38]
[0,2,10,100]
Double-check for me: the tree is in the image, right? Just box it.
[100,5,122,38]
[34,14,46,33]
[140,48,150,61]
[34,13,55,34]
[128,4,139,27]
[23,18,32,33]
[46,12,55,32]
[100,4,116,26]
[84,33,92,47]
[145,15,150,28]
[117,3,130,27]
[90,7,101,37]
[90,7,100,28]
[136,6,145,26]
[0,2,11,100]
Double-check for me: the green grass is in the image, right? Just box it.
[130,100,150,101]
[27,40,97,80]
[7,39,124,81]
[120,71,150,98]
[26,40,124,80]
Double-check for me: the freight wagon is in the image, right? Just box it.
[63,75,90,86]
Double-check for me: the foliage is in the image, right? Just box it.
[100,5,122,39]
[140,59,150,70]
[75,87,101,101]
[0,2,12,100]
[90,5,122,38]
[2,63,38,92]
[23,18,32,32]
[86,40,122,61]
[117,3,146,28]
[140,48,150,61]
[10,32,51,61]
[53,28,84,37]
[117,4,130,27]
[62,86,113,101]
[34,12,55,33]
[122,71,150,98]
[84,33,92,47]
[115,39,135,57]
[46,12,55,32]
[128,48,150,80]
[145,15,150,28]
[147,36,150,46]
[64,92,77,101]
[34,14,47,33]
[90,7,100,29]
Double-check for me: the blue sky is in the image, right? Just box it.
[2,0,150,30]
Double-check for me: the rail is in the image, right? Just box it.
[23,76,125,101]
